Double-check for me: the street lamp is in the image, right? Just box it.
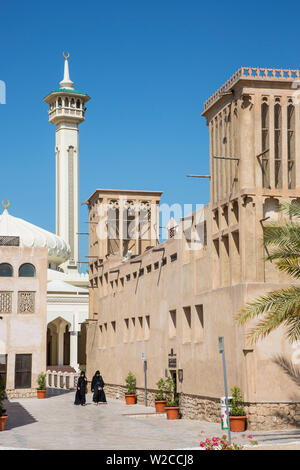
[218,336,231,443]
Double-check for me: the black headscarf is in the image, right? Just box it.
[78,371,86,384]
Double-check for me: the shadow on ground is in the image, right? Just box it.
[253,429,300,444]
[4,401,37,430]
[46,388,74,398]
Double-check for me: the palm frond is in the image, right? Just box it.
[266,249,300,263]
[284,315,300,342]
[264,222,300,250]
[235,286,300,343]
[234,201,300,343]
[275,258,300,280]
[273,355,300,387]
[280,201,300,219]
[235,286,300,324]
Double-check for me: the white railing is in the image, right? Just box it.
[46,370,80,390]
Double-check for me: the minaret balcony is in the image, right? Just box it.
[48,106,85,124]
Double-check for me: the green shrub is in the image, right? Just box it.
[0,376,6,416]
[155,378,167,401]
[230,386,245,416]
[125,371,136,394]
[164,376,178,407]
[37,373,46,390]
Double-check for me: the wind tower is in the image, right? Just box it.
[44,52,90,271]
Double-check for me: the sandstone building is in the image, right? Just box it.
[85,67,300,430]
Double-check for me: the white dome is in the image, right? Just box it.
[0,209,71,264]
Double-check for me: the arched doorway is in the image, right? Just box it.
[47,317,71,367]
[78,323,87,369]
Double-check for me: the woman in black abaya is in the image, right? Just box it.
[74,371,87,406]
[91,370,107,405]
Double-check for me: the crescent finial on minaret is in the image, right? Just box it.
[59,52,74,89]
[2,200,10,210]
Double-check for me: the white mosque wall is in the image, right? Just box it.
[0,246,48,397]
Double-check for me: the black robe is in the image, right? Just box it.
[74,376,87,405]
[91,375,106,403]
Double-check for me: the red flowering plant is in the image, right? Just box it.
[199,434,258,450]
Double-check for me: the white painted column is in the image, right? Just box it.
[51,331,57,366]
[70,331,79,371]
[57,324,64,366]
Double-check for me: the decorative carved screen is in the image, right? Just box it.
[0,236,20,246]
[0,292,12,313]
[18,291,35,314]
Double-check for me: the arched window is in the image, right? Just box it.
[0,263,13,277]
[274,103,282,188]
[288,103,295,189]
[261,101,270,188]
[58,97,62,107]
[71,98,75,108]
[76,99,81,109]
[18,263,36,277]
[263,197,280,221]
[65,97,69,107]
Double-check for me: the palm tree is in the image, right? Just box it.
[235,201,300,344]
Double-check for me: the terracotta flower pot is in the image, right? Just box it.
[165,406,180,420]
[37,389,47,399]
[125,393,136,405]
[229,415,247,432]
[155,400,166,413]
[0,415,8,432]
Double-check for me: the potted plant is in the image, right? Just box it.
[229,386,247,432]
[0,376,7,432]
[154,378,167,413]
[37,372,47,399]
[164,376,180,419]
[125,371,136,405]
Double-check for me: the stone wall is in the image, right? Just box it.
[102,383,300,430]
[6,388,37,399]
[101,383,157,407]
[245,402,300,431]
[179,392,220,422]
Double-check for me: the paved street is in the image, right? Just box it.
[1,389,300,450]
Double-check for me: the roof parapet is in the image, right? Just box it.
[203,66,300,114]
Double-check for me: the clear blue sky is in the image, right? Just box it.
[0,0,299,265]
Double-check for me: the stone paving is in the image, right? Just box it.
[0,389,300,450]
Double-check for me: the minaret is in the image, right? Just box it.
[44,53,90,271]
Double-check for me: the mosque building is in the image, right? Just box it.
[0,55,89,392]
